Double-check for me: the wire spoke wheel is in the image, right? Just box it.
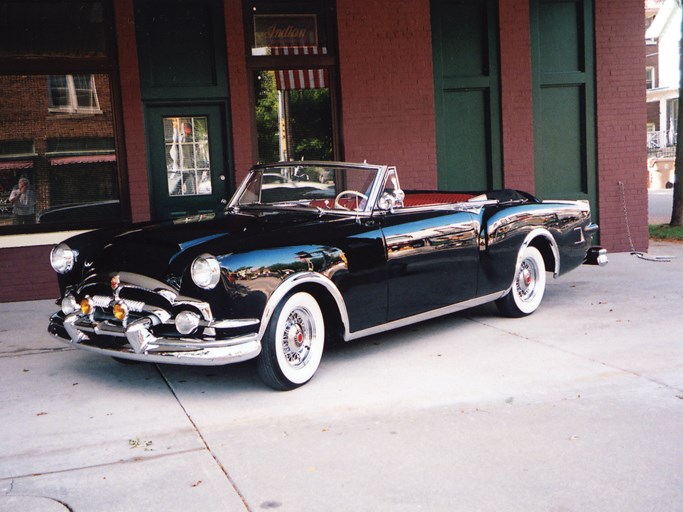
[496,245,546,318]
[257,291,325,390]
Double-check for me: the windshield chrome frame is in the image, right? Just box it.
[227,161,389,215]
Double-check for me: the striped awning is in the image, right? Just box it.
[49,154,116,166]
[275,68,329,90]
[0,160,33,170]
[272,47,329,91]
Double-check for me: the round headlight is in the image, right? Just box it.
[50,243,77,274]
[175,310,200,335]
[191,254,221,289]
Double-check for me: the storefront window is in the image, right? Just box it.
[0,1,107,59]
[0,1,122,232]
[246,0,338,163]
[255,70,332,162]
[0,74,120,228]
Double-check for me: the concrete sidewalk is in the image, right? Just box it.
[1,242,682,512]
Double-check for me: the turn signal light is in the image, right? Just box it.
[113,302,128,322]
[80,297,93,315]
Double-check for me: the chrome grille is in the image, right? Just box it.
[91,295,114,308]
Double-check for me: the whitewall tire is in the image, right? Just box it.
[495,245,546,318]
[257,291,325,391]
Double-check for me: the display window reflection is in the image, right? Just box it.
[254,70,333,163]
[0,74,121,228]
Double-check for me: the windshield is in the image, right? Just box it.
[231,163,381,212]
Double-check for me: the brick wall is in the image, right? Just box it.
[499,0,535,192]
[114,0,151,224]
[595,0,649,252]
[0,246,59,302]
[225,0,256,184]
[336,0,437,189]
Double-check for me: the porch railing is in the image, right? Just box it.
[648,130,677,158]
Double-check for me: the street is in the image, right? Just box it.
[1,244,682,512]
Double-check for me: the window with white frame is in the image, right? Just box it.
[646,67,656,90]
[48,75,102,114]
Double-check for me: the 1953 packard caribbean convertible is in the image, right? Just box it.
[48,161,607,390]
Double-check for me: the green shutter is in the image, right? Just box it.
[530,0,596,209]
[431,0,501,191]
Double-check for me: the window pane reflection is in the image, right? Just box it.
[164,116,212,197]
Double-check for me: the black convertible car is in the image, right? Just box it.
[48,161,607,390]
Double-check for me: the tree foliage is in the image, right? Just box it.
[254,70,333,163]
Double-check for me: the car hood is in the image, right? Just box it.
[81,209,333,283]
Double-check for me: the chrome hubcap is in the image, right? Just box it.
[281,308,314,369]
[516,259,536,300]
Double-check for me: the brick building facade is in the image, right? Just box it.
[0,0,648,303]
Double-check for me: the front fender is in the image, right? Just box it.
[258,272,351,342]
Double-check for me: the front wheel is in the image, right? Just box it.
[257,291,325,391]
[495,245,546,318]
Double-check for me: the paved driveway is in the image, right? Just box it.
[1,243,682,512]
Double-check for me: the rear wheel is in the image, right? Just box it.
[257,291,325,391]
[495,245,546,317]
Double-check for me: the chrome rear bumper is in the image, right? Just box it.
[584,247,608,267]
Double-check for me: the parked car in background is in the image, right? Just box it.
[48,161,607,390]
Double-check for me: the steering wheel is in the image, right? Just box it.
[334,190,369,210]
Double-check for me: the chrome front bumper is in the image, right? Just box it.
[49,271,263,365]
[49,311,261,365]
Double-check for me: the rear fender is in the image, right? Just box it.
[520,228,560,278]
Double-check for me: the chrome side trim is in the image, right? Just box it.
[520,228,560,277]
[345,291,506,341]
[263,274,509,343]
[206,318,260,329]
[259,272,350,341]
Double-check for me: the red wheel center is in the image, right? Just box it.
[522,269,532,287]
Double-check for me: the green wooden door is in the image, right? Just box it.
[530,0,596,208]
[146,105,230,219]
[431,0,501,191]
[135,0,233,220]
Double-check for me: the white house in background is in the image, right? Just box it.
[646,0,680,187]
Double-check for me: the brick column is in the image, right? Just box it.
[336,0,437,189]
[595,0,648,252]
[113,0,150,223]
[499,0,535,192]
[225,0,256,184]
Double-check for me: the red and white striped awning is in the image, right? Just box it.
[272,47,329,91]
[49,154,116,166]
[0,160,33,171]
[275,68,329,90]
